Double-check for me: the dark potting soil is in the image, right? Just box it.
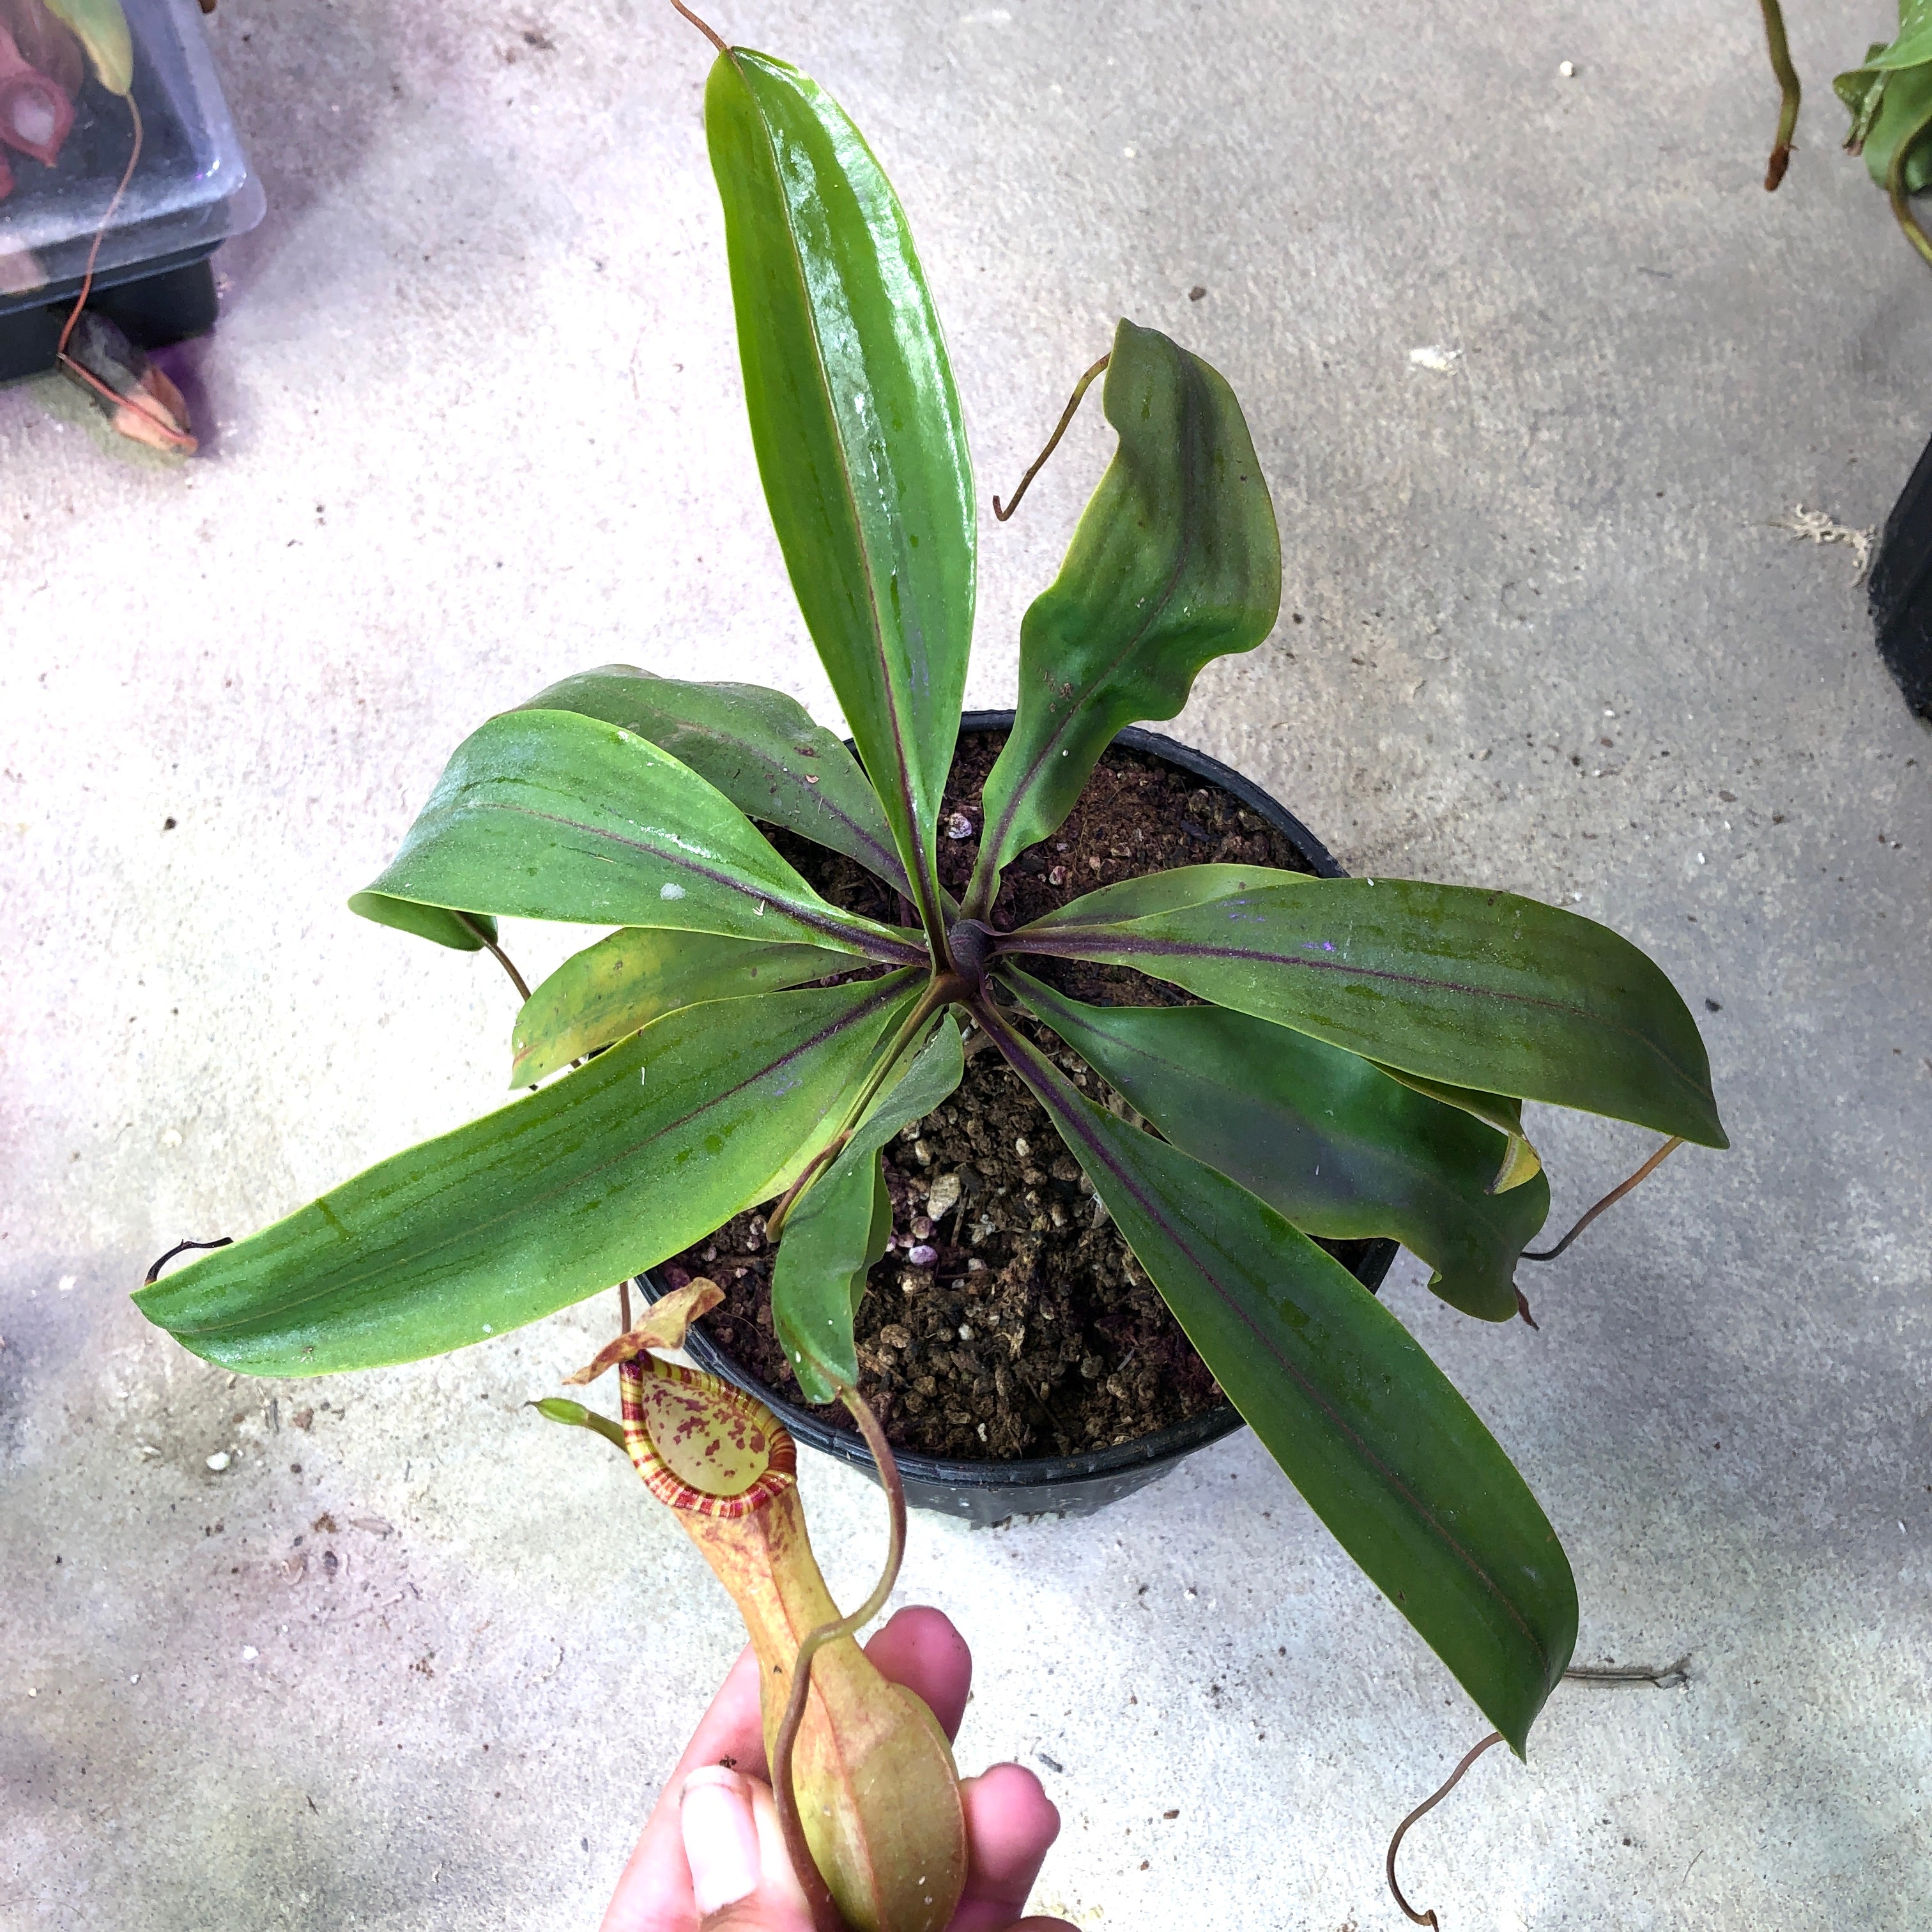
[663,730,1372,1462]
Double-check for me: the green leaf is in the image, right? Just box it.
[705,47,975,935]
[1366,1065,1543,1195]
[1837,3,1932,189]
[45,0,130,93]
[510,928,844,1087]
[979,1009,1575,1750]
[362,900,503,956]
[1005,875,1727,1148]
[132,974,920,1375]
[1839,58,1932,192]
[1018,863,1293,930]
[770,1151,882,1403]
[1008,977,1549,1321]
[518,666,910,894]
[1844,0,1932,72]
[348,708,923,964]
[969,322,1280,905]
[772,1016,965,1401]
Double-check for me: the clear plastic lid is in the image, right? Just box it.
[0,0,263,314]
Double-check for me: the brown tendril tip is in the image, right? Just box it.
[770,1384,907,1932]
[668,0,728,55]
[144,1237,233,1285]
[992,352,1110,521]
[1520,1135,1683,1264]
[1385,1730,1505,1928]
[1756,0,1800,192]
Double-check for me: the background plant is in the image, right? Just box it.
[1758,0,1932,266]
[136,20,1726,1761]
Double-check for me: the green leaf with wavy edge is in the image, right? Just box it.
[705,47,974,938]
[967,322,1279,908]
[1004,874,1726,1148]
[45,0,130,93]
[773,1016,965,1401]
[1008,976,1549,1321]
[518,666,910,894]
[1838,51,1932,191]
[348,708,923,965]
[978,1008,1575,1751]
[132,975,920,1376]
[1367,1065,1542,1195]
[510,928,845,1087]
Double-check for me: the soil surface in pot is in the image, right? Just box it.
[664,730,1373,1462]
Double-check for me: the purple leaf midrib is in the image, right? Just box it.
[443,799,923,963]
[171,976,919,1335]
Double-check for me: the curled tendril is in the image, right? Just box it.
[992,353,1111,521]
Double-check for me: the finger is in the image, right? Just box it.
[600,1643,770,1932]
[862,1604,973,1741]
[681,1765,815,1932]
[949,1763,1068,1932]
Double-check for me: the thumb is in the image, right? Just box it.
[680,1764,816,1932]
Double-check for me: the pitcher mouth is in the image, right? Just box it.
[622,1356,799,1519]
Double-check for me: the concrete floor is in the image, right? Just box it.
[3,0,1929,1926]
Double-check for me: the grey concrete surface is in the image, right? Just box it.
[3,0,1929,1926]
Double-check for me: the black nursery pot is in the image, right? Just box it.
[1870,429,1932,723]
[643,716,1397,1528]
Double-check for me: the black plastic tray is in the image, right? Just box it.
[0,251,215,383]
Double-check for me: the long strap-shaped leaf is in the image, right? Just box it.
[977,1007,1575,1751]
[1008,977,1549,1322]
[705,46,975,942]
[350,709,922,963]
[773,1015,965,1400]
[966,321,1280,911]
[134,976,920,1375]
[510,928,843,1087]
[518,666,910,894]
[1003,875,1727,1147]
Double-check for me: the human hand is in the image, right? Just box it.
[601,1605,1078,1932]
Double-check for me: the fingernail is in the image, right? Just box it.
[680,1764,761,1916]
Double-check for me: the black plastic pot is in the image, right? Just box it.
[1870,430,1932,723]
[643,716,1397,1528]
